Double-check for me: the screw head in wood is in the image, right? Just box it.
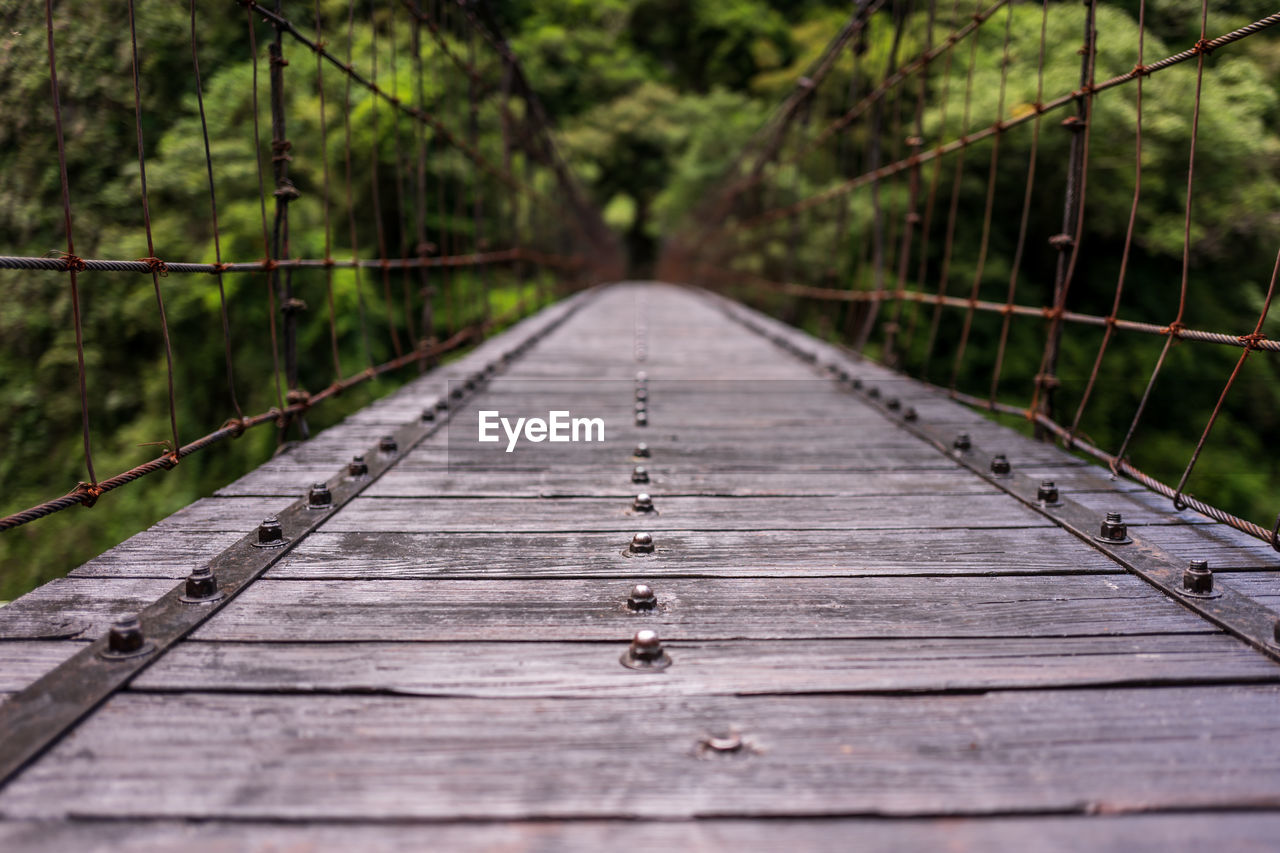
[630,532,655,554]
[180,566,224,604]
[100,616,154,659]
[621,628,670,670]
[627,583,657,611]
[1037,480,1060,506]
[633,442,650,458]
[1181,559,1218,597]
[632,465,650,484]
[633,493,655,513]
[252,516,288,549]
[1095,511,1132,545]
[953,433,971,452]
[348,455,369,477]
[990,454,1011,476]
[308,482,333,509]
[635,411,649,427]
[379,435,398,455]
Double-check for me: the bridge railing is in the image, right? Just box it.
[662,0,1280,550]
[0,0,621,532]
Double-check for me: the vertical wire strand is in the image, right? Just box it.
[44,0,96,487]
[248,9,287,412]
[191,0,243,420]
[127,0,180,456]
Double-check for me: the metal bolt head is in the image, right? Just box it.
[633,442,650,458]
[635,401,648,414]
[631,465,650,484]
[1183,559,1214,596]
[635,371,648,383]
[990,454,1011,476]
[1037,480,1060,505]
[903,406,918,422]
[621,628,671,670]
[852,378,863,390]
[635,387,648,402]
[627,583,657,611]
[181,566,223,603]
[435,397,450,411]
[308,482,333,509]
[1096,511,1132,544]
[100,616,153,659]
[254,516,287,548]
[379,435,398,455]
[633,493,655,513]
[886,397,901,411]
[635,411,649,427]
[421,407,435,422]
[953,433,971,452]
[868,387,881,399]
[348,455,369,477]
[630,532,655,554]
[450,385,465,400]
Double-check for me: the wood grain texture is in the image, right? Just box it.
[0,578,175,640]
[320,494,1050,533]
[190,575,1207,641]
[6,687,1280,819]
[4,814,1280,853]
[264,527,1122,580]
[136,635,1280,696]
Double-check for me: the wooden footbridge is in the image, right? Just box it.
[3,283,1280,849]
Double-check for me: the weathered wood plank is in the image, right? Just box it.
[68,531,242,578]
[4,813,1280,853]
[6,687,1280,819]
[0,579,175,640]
[264,527,1122,580]
[191,575,1207,641]
[0,641,85,694]
[321,494,1050,533]
[136,635,1279,696]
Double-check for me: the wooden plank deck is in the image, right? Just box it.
[1,282,1279,850]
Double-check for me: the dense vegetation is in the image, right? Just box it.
[1,0,1278,598]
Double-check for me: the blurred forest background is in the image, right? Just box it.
[2,0,1279,599]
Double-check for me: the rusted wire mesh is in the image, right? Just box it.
[662,0,1280,550]
[0,0,620,532]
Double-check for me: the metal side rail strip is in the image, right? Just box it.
[711,292,1280,664]
[0,288,598,791]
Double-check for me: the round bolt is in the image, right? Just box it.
[180,566,223,604]
[630,532,655,554]
[953,433,972,452]
[627,583,657,611]
[1095,511,1133,545]
[450,385,465,400]
[633,493,655,513]
[636,412,649,427]
[903,406,918,422]
[852,378,863,390]
[308,482,333,509]
[101,616,152,659]
[635,387,649,402]
[631,465,650,484]
[435,397,449,411]
[635,371,648,384]
[1182,559,1215,597]
[253,516,288,548]
[348,455,369,477]
[635,401,648,414]
[1037,480,1060,505]
[868,387,881,399]
[990,454,1011,476]
[634,442,650,458]
[379,435,398,455]
[886,397,901,411]
[620,628,671,670]
[421,407,436,422]
[702,732,744,754]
